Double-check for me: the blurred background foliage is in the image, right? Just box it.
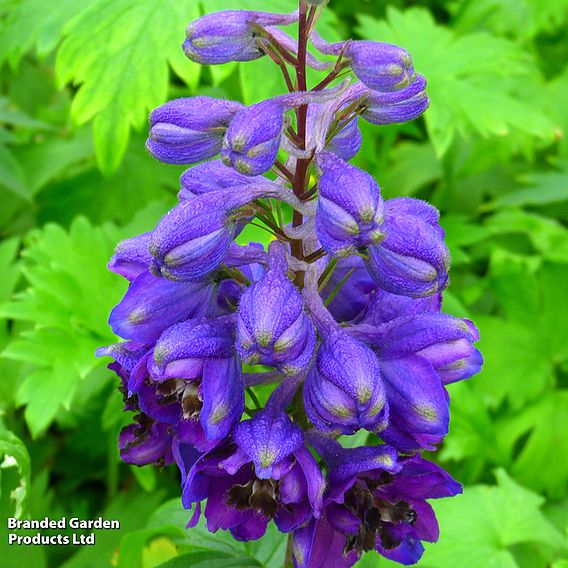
[1,0,568,566]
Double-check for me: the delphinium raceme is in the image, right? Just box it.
[98,2,482,566]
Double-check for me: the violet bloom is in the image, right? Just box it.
[119,415,173,467]
[361,75,429,126]
[326,117,362,161]
[296,436,461,567]
[348,292,482,452]
[365,197,450,298]
[148,191,247,281]
[222,99,286,176]
[183,11,298,65]
[149,316,244,442]
[313,33,415,92]
[99,4,480,562]
[147,97,243,165]
[109,273,216,344]
[179,160,264,199]
[315,152,385,257]
[108,232,152,281]
[302,286,388,436]
[176,379,324,539]
[236,241,316,375]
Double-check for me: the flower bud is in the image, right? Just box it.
[236,242,316,375]
[381,314,482,385]
[365,197,450,298]
[147,97,243,165]
[379,355,450,452]
[326,117,362,161]
[183,10,298,65]
[312,34,415,92]
[149,191,256,281]
[303,329,389,435]
[222,100,284,176]
[361,75,429,125]
[179,160,263,199]
[108,232,152,281]
[109,272,216,343]
[315,152,385,257]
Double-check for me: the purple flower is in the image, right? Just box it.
[148,192,245,281]
[99,5,481,561]
[183,10,298,65]
[177,378,325,538]
[313,34,415,93]
[236,242,316,375]
[108,233,152,281]
[179,160,264,199]
[150,316,244,441]
[365,197,450,298]
[222,99,285,176]
[298,436,461,566]
[147,97,243,165]
[315,152,385,257]
[301,288,389,436]
[326,117,362,161]
[119,415,173,466]
[109,272,216,344]
[361,75,429,126]
[303,329,389,436]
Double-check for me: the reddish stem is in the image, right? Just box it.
[290,2,311,284]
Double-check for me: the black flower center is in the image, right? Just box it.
[343,478,417,555]
[226,478,279,518]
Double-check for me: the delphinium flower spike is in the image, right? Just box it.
[98,2,482,566]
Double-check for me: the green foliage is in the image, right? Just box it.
[55,0,201,174]
[0,425,30,518]
[420,470,567,567]
[357,7,555,156]
[0,217,125,437]
[2,0,568,566]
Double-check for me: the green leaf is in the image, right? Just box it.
[0,426,30,518]
[0,217,127,437]
[485,209,568,263]
[131,464,157,493]
[13,128,94,195]
[56,0,201,173]
[451,0,568,39]
[486,164,568,210]
[0,0,98,65]
[441,214,492,265]
[61,489,165,568]
[155,551,261,568]
[474,315,552,410]
[419,470,567,567]
[499,392,568,499]
[357,7,555,156]
[0,145,31,201]
[380,141,442,198]
[473,261,568,409]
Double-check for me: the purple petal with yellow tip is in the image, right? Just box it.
[109,272,215,343]
[200,356,244,441]
[108,233,152,281]
[380,355,450,452]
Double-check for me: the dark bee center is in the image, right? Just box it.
[226,478,279,519]
[343,477,417,555]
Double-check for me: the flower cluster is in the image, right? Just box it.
[98,3,482,566]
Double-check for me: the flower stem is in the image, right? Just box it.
[291,1,311,288]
